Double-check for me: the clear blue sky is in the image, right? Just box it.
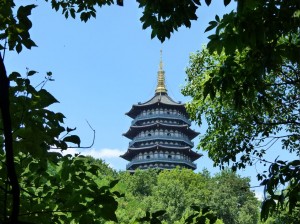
[6,0,294,199]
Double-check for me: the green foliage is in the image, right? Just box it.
[0,72,121,223]
[0,1,37,53]
[120,169,159,197]
[8,71,74,155]
[183,206,218,224]
[137,0,200,42]
[182,1,300,219]
[16,154,120,223]
[0,0,238,48]
[45,0,114,22]
[183,45,300,220]
[137,210,166,224]
[117,168,259,224]
[2,0,298,222]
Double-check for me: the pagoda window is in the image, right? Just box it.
[144,152,148,158]
[167,132,171,136]
[146,155,150,159]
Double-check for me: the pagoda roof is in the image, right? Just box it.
[126,93,187,118]
[123,122,199,139]
[120,144,202,161]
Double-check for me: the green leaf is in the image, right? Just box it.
[28,70,37,76]
[152,210,166,218]
[9,72,21,81]
[109,179,119,188]
[224,0,231,6]
[63,135,81,147]
[261,199,276,221]
[17,4,37,17]
[205,0,212,6]
[16,43,22,53]
[70,8,76,19]
[66,127,76,133]
[35,89,59,107]
[22,39,37,49]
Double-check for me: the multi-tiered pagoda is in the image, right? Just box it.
[121,53,201,171]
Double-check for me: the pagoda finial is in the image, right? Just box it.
[156,50,167,94]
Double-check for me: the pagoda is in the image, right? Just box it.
[121,52,202,171]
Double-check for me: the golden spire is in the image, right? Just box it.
[155,50,167,94]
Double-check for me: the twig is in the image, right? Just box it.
[50,120,96,149]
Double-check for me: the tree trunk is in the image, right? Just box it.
[0,54,20,223]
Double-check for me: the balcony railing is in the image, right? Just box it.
[131,113,191,125]
[126,157,197,169]
[129,135,194,147]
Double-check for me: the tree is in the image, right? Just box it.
[1,0,299,222]
[182,0,300,219]
[0,71,121,223]
[210,170,259,224]
[117,168,259,224]
[0,0,128,221]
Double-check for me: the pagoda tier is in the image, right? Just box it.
[123,122,199,140]
[120,51,202,171]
